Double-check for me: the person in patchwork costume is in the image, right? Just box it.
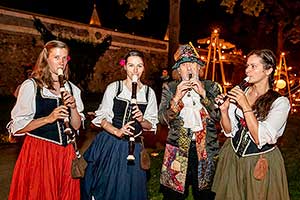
[159,44,221,200]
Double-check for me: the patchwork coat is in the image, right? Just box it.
[159,80,221,193]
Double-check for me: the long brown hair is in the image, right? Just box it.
[247,49,279,120]
[31,40,69,90]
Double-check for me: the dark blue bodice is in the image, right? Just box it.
[29,84,68,146]
[111,82,148,135]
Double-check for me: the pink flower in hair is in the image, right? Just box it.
[67,56,71,62]
[119,59,126,67]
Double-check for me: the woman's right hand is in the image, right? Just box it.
[47,105,69,123]
[114,121,135,138]
[215,94,230,112]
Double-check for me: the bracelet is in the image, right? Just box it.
[243,110,253,114]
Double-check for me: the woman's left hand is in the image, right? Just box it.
[190,79,206,98]
[62,91,76,109]
[227,87,249,109]
[132,105,144,123]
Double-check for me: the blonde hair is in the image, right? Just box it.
[32,40,69,90]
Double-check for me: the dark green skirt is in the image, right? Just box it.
[212,139,290,200]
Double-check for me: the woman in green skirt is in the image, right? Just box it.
[212,49,290,200]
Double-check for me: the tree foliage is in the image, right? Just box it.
[118,0,149,20]
[33,18,112,91]
[120,0,300,65]
[220,0,264,17]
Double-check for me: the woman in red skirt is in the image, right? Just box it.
[7,40,84,200]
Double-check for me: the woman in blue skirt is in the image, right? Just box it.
[81,50,158,200]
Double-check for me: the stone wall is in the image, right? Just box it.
[0,6,168,95]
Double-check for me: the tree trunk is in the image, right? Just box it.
[168,0,181,68]
[277,20,284,55]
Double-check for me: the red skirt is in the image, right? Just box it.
[8,136,80,200]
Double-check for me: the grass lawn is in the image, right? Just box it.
[1,95,299,199]
[147,114,300,200]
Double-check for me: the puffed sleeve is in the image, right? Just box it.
[91,82,116,127]
[143,87,159,132]
[67,82,85,121]
[7,79,36,135]
[221,103,240,138]
[257,97,290,148]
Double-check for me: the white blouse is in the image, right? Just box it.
[7,79,85,135]
[91,81,158,132]
[224,96,290,149]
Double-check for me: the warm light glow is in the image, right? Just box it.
[200,56,205,60]
[150,152,159,157]
[206,40,210,44]
[243,55,246,58]
[214,29,218,33]
[221,55,226,60]
[288,67,292,70]
[281,52,285,56]
[276,79,286,89]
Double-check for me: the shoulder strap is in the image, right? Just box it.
[116,80,122,97]
[145,86,150,103]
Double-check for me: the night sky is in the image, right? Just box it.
[1,0,300,67]
[0,0,236,42]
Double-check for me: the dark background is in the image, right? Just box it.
[1,0,299,68]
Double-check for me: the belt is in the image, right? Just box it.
[122,135,142,143]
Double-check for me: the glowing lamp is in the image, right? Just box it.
[276,79,286,89]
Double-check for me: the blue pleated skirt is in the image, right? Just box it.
[81,131,147,200]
